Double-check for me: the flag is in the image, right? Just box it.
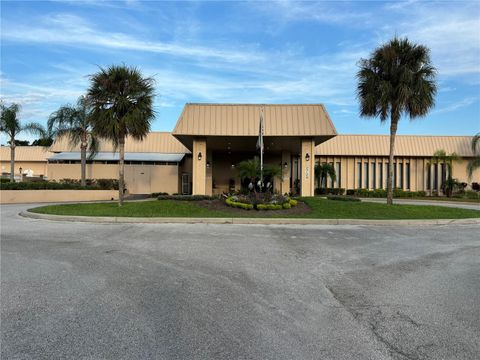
[256,107,264,154]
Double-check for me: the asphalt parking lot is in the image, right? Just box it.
[1,203,479,359]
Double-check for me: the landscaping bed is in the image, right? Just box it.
[196,199,311,216]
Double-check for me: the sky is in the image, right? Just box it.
[1,0,479,144]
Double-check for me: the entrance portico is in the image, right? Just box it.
[173,104,337,196]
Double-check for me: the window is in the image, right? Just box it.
[426,164,431,190]
[378,162,383,189]
[393,162,397,188]
[371,162,376,189]
[406,163,411,189]
[357,162,362,189]
[329,162,334,188]
[385,162,389,188]
[399,163,404,189]
[440,163,446,190]
[336,162,341,188]
[364,162,369,188]
[433,164,438,190]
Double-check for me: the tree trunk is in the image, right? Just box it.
[10,141,15,182]
[118,139,125,206]
[80,138,87,187]
[387,118,398,205]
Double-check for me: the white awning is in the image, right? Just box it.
[48,152,185,162]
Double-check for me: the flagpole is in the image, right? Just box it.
[260,106,264,188]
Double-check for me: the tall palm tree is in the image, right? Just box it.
[0,103,46,182]
[357,37,437,204]
[87,65,155,206]
[315,163,336,189]
[467,132,480,179]
[48,96,99,186]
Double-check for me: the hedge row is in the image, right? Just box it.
[326,195,361,202]
[157,194,219,201]
[315,188,345,195]
[0,179,119,190]
[345,189,427,198]
[226,197,254,210]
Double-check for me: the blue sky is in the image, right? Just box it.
[1,0,479,143]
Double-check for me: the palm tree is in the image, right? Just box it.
[48,96,99,186]
[0,103,46,182]
[428,149,460,197]
[315,163,336,190]
[357,37,437,204]
[237,158,260,191]
[87,65,155,206]
[467,132,480,179]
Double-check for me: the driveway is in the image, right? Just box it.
[1,203,479,359]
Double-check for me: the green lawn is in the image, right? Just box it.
[29,198,480,220]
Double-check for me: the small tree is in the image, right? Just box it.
[87,65,155,206]
[0,103,46,182]
[315,163,336,190]
[357,37,437,204]
[237,158,260,191]
[48,96,99,186]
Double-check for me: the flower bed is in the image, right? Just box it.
[225,193,298,210]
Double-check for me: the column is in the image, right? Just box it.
[192,138,207,195]
[301,138,315,197]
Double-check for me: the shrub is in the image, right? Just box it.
[471,182,480,191]
[226,197,254,210]
[96,179,119,190]
[327,195,361,202]
[282,202,291,209]
[157,195,218,201]
[464,190,480,200]
[315,188,345,196]
[0,178,11,184]
[289,199,298,206]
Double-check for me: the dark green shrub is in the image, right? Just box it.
[96,179,119,190]
[327,195,361,202]
[0,178,11,184]
[315,188,345,196]
[158,194,218,201]
[282,202,291,209]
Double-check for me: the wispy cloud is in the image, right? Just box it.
[1,14,262,64]
[434,96,479,114]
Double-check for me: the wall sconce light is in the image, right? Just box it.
[206,161,210,168]
[197,152,202,161]
[283,162,288,168]
[231,164,235,169]
[19,167,23,174]
[305,153,310,161]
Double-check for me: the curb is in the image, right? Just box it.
[19,211,480,226]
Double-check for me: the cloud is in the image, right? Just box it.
[1,14,263,64]
[434,96,479,114]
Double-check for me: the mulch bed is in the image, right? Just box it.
[195,199,312,216]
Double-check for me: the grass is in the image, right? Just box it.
[29,198,480,220]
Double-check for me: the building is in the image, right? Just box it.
[1,103,478,195]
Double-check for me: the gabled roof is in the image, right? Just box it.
[0,146,52,162]
[49,132,190,154]
[315,135,476,157]
[173,103,337,138]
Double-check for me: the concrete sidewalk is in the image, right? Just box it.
[360,197,480,210]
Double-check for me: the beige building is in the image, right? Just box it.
[1,103,478,195]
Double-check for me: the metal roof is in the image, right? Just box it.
[48,152,185,162]
[0,146,52,162]
[315,135,476,157]
[173,103,337,137]
[50,132,190,154]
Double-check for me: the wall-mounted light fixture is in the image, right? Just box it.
[283,162,288,168]
[19,167,23,174]
[305,153,310,161]
[231,164,235,169]
[206,161,210,168]
[197,152,202,161]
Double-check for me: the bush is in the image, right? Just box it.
[282,202,291,209]
[157,195,218,201]
[289,199,298,206]
[327,195,361,202]
[0,178,11,184]
[471,182,480,191]
[315,188,345,196]
[226,197,254,210]
[464,190,480,200]
[96,179,119,190]
[0,182,97,190]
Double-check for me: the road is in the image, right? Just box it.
[1,203,479,359]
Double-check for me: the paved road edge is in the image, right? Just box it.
[19,210,480,226]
